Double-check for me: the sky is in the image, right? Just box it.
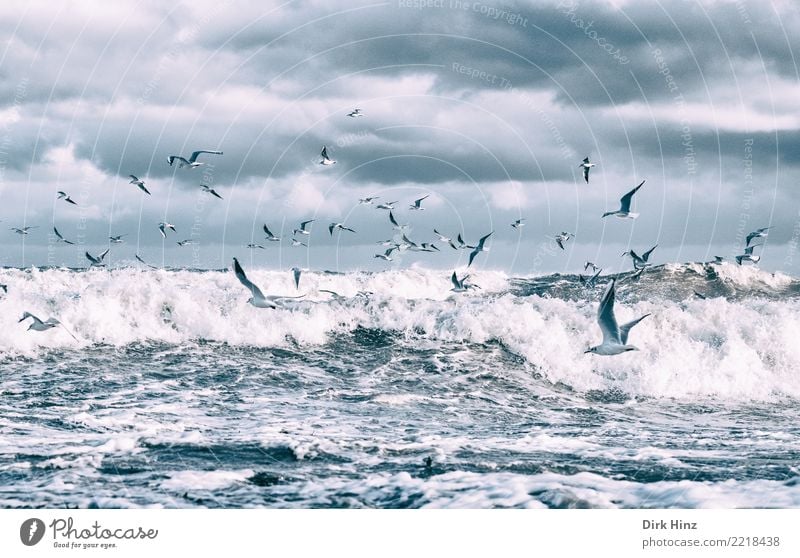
[1,0,799,275]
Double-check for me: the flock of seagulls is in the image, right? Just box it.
[8,106,776,360]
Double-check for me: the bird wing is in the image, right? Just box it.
[85,252,98,264]
[189,150,223,163]
[583,166,590,183]
[642,245,658,261]
[451,272,461,289]
[321,146,329,159]
[389,211,399,227]
[343,226,356,233]
[597,279,622,345]
[620,313,650,345]
[582,157,590,164]
[468,247,479,267]
[53,227,64,240]
[476,232,493,249]
[99,249,110,261]
[556,238,565,250]
[300,219,314,229]
[233,258,266,302]
[328,223,335,235]
[619,180,645,213]
[128,175,139,181]
[293,268,301,288]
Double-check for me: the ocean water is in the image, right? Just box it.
[2,262,800,508]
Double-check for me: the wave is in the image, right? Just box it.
[2,263,799,401]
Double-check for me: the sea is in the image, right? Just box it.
[1,262,800,508]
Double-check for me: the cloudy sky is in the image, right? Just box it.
[1,0,799,274]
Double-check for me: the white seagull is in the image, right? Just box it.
[579,157,596,184]
[135,254,158,269]
[128,175,151,195]
[450,271,479,292]
[11,226,37,235]
[200,184,223,199]
[57,191,77,205]
[293,220,314,236]
[511,219,525,229]
[468,232,493,267]
[247,243,265,250]
[746,227,772,247]
[290,238,307,247]
[232,257,303,309]
[319,146,336,165]
[579,267,603,288]
[409,195,429,211]
[158,222,177,238]
[376,200,397,210]
[584,261,600,273]
[18,312,78,340]
[622,244,658,270]
[602,180,645,219]
[86,248,110,267]
[374,247,397,261]
[585,279,650,356]
[347,108,364,117]
[329,222,356,235]
[554,232,574,250]
[434,229,459,250]
[177,239,197,246]
[389,211,407,231]
[167,150,223,169]
[109,234,127,244]
[359,196,379,205]
[53,227,75,245]
[736,244,762,265]
[263,224,281,242]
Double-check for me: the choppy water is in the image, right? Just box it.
[2,262,800,508]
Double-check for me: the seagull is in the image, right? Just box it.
[128,175,151,195]
[53,227,75,245]
[177,239,197,246]
[319,146,336,165]
[376,239,396,247]
[232,257,304,309]
[693,290,707,300]
[347,108,364,117]
[710,256,724,265]
[200,184,223,199]
[434,229,459,250]
[450,271,479,292]
[18,312,78,340]
[579,267,603,288]
[579,157,596,184]
[109,234,127,243]
[418,243,440,252]
[135,254,158,269]
[468,232,493,267]
[511,219,525,229]
[57,191,77,205]
[554,232,574,250]
[389,211,407,231]
[262,224,281,242]
[374,248,396,261]
[158,222,177,238]
[292,267,302,289]
[85,248,110,267]
[247,243,265,249]
[319,289,347,301]
[376,200,397,210]
[11,226,37,235]
[290,238,307,247]
[329,222,356,235]
[736,244,762,265]
[584,261,600,273]
[602,180,645,219]
[409,195,429,211]
[622,244,657,270]
[359,196,378,205]
[456,233,472,250]
[292,220,314,236]
[746,227,772,247]
[167,150,223,169]
[585,279,650,356]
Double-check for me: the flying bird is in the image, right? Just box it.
[409,195,429,211]
[57,191,77,205]
[376,200,397,210]
[450,271,479,292]
[319,146,336,165]
[109,234,127,244]
[468,232,493,267]
[18,312,78,340]
[135,254,158,269]
[374,247,397,261]
[602,180,645,219]
[292,267,302,289]
[329,222,356,235]
[200,184,223,199]
[554,232,574,250]
[293,220,314,236]
[584,261,600,273]
[167,150,223,169]
[347,108,364,117]
[585,279,650,356]
[53,227,75,245]
[622,244,658,270]
[263,224,281,242]
[11,226,37,235]
[388,211,408,231]
[85,248,110,267]
[158,222,177,238]
[128,175,151,195]
[247,243,265,249]
[736,244,762,265]
[290,238,307,247]
[359,196,379,205]
[511,219,525,229]
[232,257,303,309]
[746,227,772,247]
[579,267,603,288]
[177,239,197,246]
[579,157,596,183]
